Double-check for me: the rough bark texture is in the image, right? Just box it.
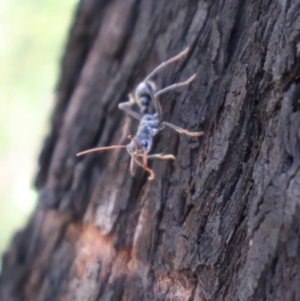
[1,0,300,300]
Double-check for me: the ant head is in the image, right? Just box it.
[126,135,151,157]
[127,135,152,176]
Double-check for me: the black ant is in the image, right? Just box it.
[77,47,203,180]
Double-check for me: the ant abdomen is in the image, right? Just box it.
[135,81,157,114]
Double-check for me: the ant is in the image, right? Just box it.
[77,47,204,180]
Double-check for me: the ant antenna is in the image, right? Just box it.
[127,135,138,146]
[77,145,127,156]
[134,158,155,180]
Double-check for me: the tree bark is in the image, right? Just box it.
[1,0,300,300]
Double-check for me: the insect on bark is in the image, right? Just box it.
[77,47,204,180]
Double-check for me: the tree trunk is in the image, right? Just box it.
[1,0,300,300]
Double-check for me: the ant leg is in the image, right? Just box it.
[151,94,162,119]
[147,153,176,161]
[118,93,143,120]
[152,74,196,119]
[154,73,196,98]
[144,47,190,81]
[162,121,204,137]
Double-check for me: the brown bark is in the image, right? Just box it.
[1,0,300,300]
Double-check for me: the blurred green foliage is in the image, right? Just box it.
[0,0,77,271]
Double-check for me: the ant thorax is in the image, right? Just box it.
[138,114,160,137]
